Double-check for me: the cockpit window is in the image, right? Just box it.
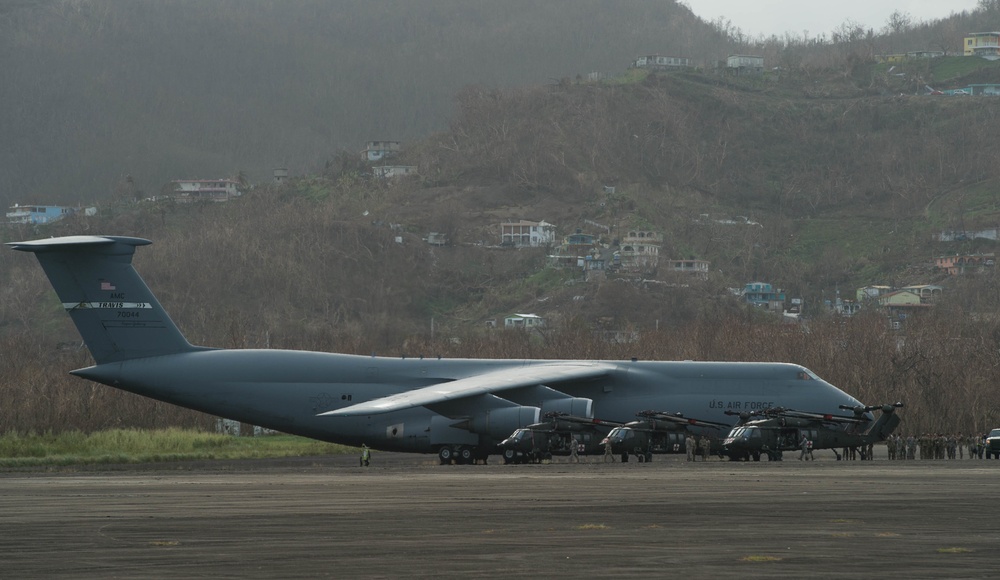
[608,428,634,441]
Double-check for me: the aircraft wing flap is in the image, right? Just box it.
[320,362,615,416]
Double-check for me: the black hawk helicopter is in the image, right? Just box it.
[600,410,732,463]
[722,402,904,461]
[498,413,623,463]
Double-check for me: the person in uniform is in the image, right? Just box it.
[360,444,371,467]
[568,436,579,463]
[685,434,696,462]
[698,435,711,461]
[603,439,615,463]
[799,435,810,461]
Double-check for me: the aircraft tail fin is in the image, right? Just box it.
[867,406,903,441]
[9,235,197,364]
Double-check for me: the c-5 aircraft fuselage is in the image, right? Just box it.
[11,235,867,464]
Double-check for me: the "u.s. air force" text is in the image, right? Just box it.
[709,400,774,410]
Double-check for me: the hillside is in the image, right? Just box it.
[5,0,1000,206]
[5,3,1000,434]
[6,61,1000,342]
[0,0,723,206]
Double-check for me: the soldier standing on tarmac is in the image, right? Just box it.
[686,434,696,461]
[698,435,711,461]
[799,435,811,461]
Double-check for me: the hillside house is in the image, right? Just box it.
[900,284,943,302]
[362,140,401,161]
[500,220,556,247]
[169,179,241,202]
[826,296,861,316]
[857,285,892,302]
[563,231,597,248]
[373,165,416,179]
[965,84,1000,95]
[632,54,691,71]
[6,204,96,224]
[504,313,545,329]
[727,54,764,73]
[580,248,614,271]
[964,32,1000,58]
[619,231,661,271]
[933,228,1000,241]
[907,50,945,59]
[425,232,448,246]
[934,253,995,275]
[880,51,945,62]
[665,259,710,277]
[741,282,785,311]
[876,54,906,64]
[878,290,932,327]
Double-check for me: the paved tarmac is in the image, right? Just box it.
[2,452,998,579]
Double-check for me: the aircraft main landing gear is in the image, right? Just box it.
[440,446,488,465]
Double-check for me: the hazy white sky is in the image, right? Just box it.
[686,1,981,38]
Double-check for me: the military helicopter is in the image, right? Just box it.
[722,402,904,461]
[600,410,731,463]
[499,413,623,464]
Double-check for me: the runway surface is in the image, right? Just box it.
[2,453,998,579]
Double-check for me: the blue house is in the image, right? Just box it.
[6,204,95,224]
[743,282,786,311]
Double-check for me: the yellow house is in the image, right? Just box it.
[964,32,1000,58]
[878,290,921,307]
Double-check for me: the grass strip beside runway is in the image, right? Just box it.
[0,428,353,467]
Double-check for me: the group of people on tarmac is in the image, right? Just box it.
[885,433,993,460]
[684,434,712,461]
[358,431,995,466]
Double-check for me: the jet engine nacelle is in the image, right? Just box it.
[540,397,593,418]
[468,406,541,440]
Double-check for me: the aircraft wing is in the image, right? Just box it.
[320,362,615,416]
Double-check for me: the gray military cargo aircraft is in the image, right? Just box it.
[10,235,869,464]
